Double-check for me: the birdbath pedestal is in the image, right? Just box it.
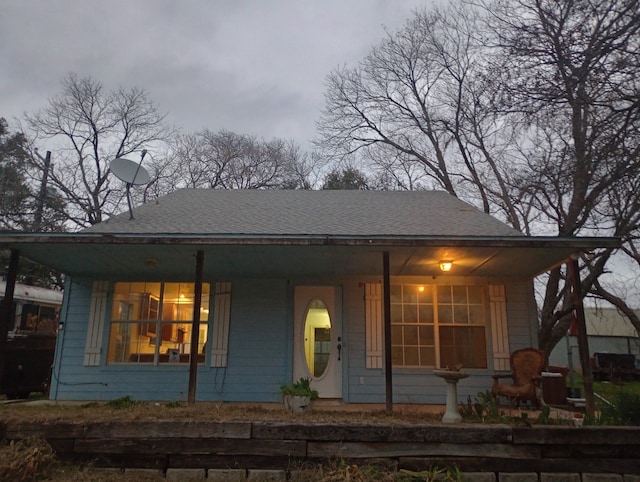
[433,369,469,423]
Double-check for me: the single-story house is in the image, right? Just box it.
[0,189,619,404]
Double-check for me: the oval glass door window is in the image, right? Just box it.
[304,299,331,378]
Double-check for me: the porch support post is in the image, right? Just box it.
[187,250,205,405]
[0,249,20,391]
[383,251,393,414]
[567,256,595,416]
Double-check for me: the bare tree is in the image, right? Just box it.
[170,130,313,190]
[25,73,173,228]
[482,0,640,354]
[316,0,640,355]
[316,4,526,228]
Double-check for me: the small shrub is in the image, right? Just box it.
[459,390,500,421]
[599,391,640,425]
[279,377,319,400]
[537,405,551,424]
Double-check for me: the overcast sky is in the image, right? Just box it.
[1,1,434,150]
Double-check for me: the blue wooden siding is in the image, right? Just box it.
[200,278,290,402]
[51,274,538,405]
[51,277,291,402]
[505,280,539,350]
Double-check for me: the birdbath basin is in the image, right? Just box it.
[433,369,469,423]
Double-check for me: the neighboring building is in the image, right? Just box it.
[549,307,640,369]
[0,280,62,333]
[0,190,618,404]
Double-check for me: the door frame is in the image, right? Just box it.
[292,285,343,399]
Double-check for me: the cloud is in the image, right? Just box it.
[0,0,432,148]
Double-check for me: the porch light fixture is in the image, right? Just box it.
[439,260,453,272]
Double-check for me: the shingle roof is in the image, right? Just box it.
[85,189,523,238]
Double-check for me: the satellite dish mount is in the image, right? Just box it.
[110,150,151,220]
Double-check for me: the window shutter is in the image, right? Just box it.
[365,283,383,369]
[489,284,510,371]
[84,280,108,366]
[211,282,232,367]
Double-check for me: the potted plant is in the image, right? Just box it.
[279,377,319,413]
[573,412,584,427]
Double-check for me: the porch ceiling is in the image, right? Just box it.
[0,234,620,280]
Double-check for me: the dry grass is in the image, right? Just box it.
[0,437,57,481]
[0,399,445,426]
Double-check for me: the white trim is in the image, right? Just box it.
[489,284,511,371]
[84,280,108,366]
[365,283,383,369]
[211,282,231,367]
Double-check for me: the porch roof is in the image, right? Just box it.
[0,190,620,279]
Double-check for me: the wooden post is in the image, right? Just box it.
[383,251,393,414]
[567,256,595,416]
[0,250,20,391]
[187,250,205,405]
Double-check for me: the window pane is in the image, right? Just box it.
[403,325,418,346]
[420,346,435,366]
[468,286,483,304]
[440,326,454,346]
[111,282,161,321]
[417,285,433,302]
[390,285,402,303]
[402,286,419,304]
[469,305,485,324]
[404,347,419,366]
[391,325,403,345]
[439,326,487,369]
[453,305,469,324]
[418,305,434,324]
[403,305,418,323]
[391,305,402,324]
[452,286,467,304]
[392,346,404,365]
[107,323,155,363]
[438,305,453,324]
[439,286,452,303]
[418,325,434,345]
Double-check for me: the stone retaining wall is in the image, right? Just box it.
[2,421,639,480]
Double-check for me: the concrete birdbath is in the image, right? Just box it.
[433,369,469,423]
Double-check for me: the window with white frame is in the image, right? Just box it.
[390,284,487,369]
[107,282,210,364]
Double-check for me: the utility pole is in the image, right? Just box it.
[33,149,51,231]
[24,150,51,286]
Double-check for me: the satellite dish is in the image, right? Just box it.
[110,151,151,220]
[110,157,150,185]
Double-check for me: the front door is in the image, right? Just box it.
[293,286,342,399]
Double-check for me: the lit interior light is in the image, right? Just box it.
[439,260,453,272]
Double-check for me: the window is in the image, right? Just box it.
[107,282,210,364]
[391,284,487,369]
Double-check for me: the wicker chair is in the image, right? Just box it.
[491,348,545,408]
